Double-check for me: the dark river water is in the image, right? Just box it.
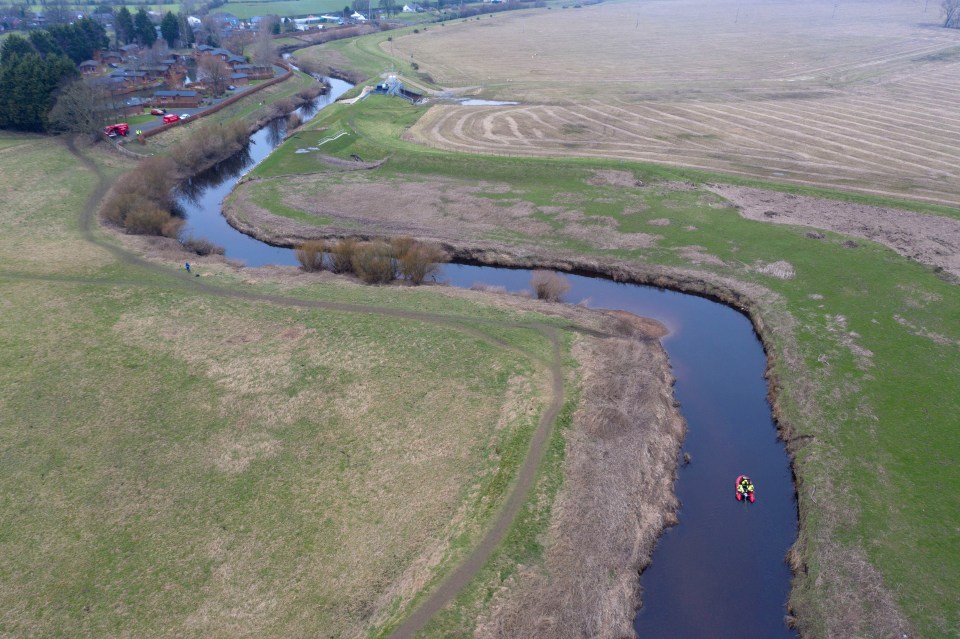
[176,80,798,638]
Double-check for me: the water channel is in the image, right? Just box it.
[176,79,798,638]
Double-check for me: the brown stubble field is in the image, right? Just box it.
[397,0,960,206]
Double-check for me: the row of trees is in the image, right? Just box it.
[25,16,107,64]
[0,33,78,132]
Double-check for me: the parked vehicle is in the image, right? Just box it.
[150,108,167,115]
[162,114,180,123]
[180,113,190,120]
[103,123,130,137]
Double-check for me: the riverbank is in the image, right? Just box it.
[222,88,960,635]
[5,131,667,638]
[83,72,703,635]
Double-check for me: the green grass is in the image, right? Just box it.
[219,0,344,19]
[125,113,157,125]
[244,93,960,637]
[0,132,577,638]
[297,25,435,86]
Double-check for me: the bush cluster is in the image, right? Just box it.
[172,120,250,176]
[101,121,253,241]
[101,156,182,237]
[531,270,570,302]
[181,235,225,256]
[294,236,448,285]
[294,239,326,271]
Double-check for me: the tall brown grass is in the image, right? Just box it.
[329,238,357,274]
[295,239,326,271]
[393,236,448,284]
[531,270,570,302]
[351,241,397,284]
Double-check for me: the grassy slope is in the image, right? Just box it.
[0,133,576,638]
[247,64,960,636]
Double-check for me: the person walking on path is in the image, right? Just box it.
[185,262,191,274]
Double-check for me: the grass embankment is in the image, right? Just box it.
[238,93,960,637]
[0,132,581,637]
[292,25,440,89]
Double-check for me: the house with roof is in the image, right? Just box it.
[232,63,273,80]
[135,64,173,81]
[151,89,201,108]
[79,60,100,75]
[101,51,124,65]
[110,69,149,87]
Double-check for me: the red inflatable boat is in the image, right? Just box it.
[736,475,755,503]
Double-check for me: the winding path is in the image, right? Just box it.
[54,137,571,637]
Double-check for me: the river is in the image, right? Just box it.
[175,79,798,638]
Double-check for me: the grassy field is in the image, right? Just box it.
[218,0,344,19]
[235,59,960,637]
[0,128,585,638]
[373,0,960,207]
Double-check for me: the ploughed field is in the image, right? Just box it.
[395,0,960,206]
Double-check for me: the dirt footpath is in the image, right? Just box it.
[707,185,960,279]
[476,330,685,639]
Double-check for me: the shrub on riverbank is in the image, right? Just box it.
[352,241,397,284]
[301,237,449,285]
[101,122,253,240]
[172,120,250,176]
[531,270,570,302]
[181,235,225,256]
[394,236,448,284]
[100,156,181,237]
[329,238,357,274]
[295,239,326,271]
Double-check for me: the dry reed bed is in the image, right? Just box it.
[477,333,685,639]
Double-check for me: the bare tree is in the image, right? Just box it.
[44,0,73,26]
[49,80,126,140]
[252,17,277,65]
[198,55,230,96]
[138,40,168,67]
[944,0,960,27]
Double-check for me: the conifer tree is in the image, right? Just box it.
[134,9,157,47]
[160,12,180,48]
[115,7,134,45]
